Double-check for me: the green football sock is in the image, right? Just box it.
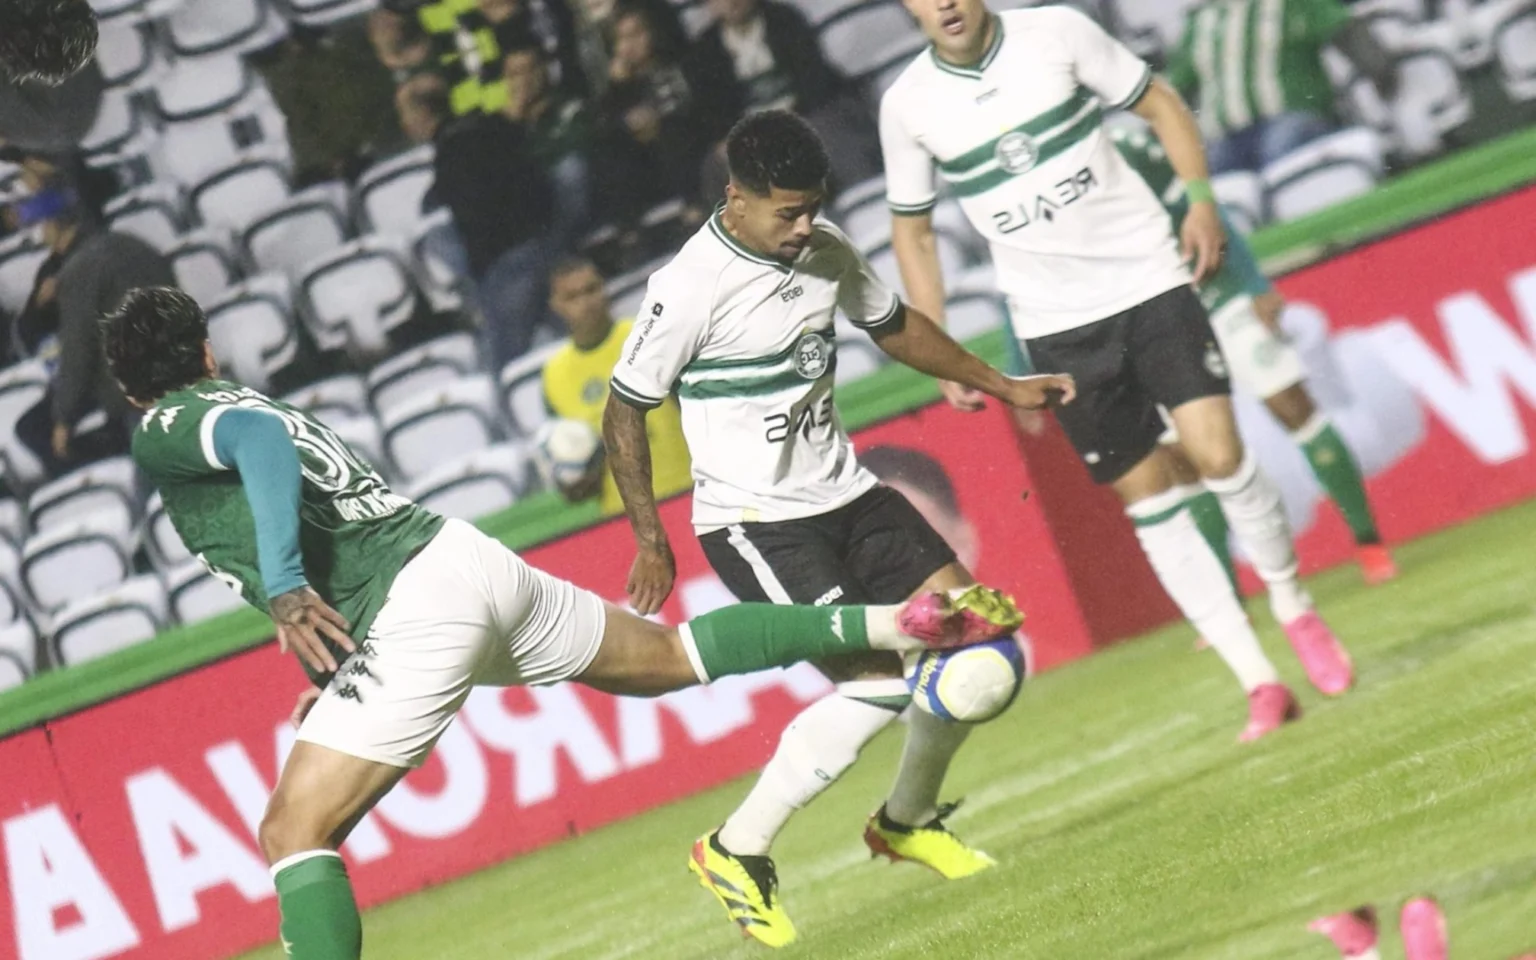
[273,852,362,960]
[1182,488,1237,591]
[1296,416,1379,545]
[683,603,876,681]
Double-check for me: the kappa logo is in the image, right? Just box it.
[794,330,831,380]
[830,608,846,644]
[334,683,363,703]
[994,131,1040,174]
[156,405,184,433]
[1204,343,1229,379]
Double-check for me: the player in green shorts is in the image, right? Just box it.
[1114,127,1394,585]
[102,287,1024,960]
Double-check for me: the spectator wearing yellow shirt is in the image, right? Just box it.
[542,257,692,514]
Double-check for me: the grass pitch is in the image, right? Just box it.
[244,500,1536,959]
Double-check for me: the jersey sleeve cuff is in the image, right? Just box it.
[851,297,907,334]
[889,198,938,216]
[200,405,233,470]
[609,377,666,410]
[1106,64,1154,111]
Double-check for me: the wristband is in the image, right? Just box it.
[1185,178,1215,204]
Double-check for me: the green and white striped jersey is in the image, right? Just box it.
[879,7,1189,339]
[1168,0,1350,139]
[610,211,899,532]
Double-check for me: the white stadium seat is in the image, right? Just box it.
[161,0,288,57]
[166,559,245,624]
[94,18,158,87]
[0,232,48,315]
[816,1,924,81]
[1391,52,1474,158]
[22,511,136,612]
[1211,170,1266,234]
[150,57,290,187]
[944,295,1007,342]
[1262,127,1386,223]
[277,0,380,26]
[326,414,388,476]
[168,229,243,304]
[297,237,420,356]
[242,189,353,278]
[498,341,564,438]
[409,208,468,313]
[282,373,371,424]
[205,273,299,391]
[27,457,140,534]
[404,444,530,521]
[104,183,186,250]
[367,332,481,414]
[191,156,293,231]
[0,619,38,690]
[357,145,436,239]
[0,540,26,627]
[79,86,145,158]
[142,492,192,571]
[0,361,49,488]
[50,574,169,667]
[1495,8,1536,100]
[381,375,501,480]
[0,499,24,548]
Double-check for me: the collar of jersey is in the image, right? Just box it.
[709,205,795,272]
[930,13,1004,80]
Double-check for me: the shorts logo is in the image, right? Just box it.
[994,131,1040,174]
[794,331,831,380]
[1204,344,1229,379]
[1084,451,1102,465]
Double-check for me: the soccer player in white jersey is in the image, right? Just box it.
[604,110,1074,948]
[880,0,1357,742]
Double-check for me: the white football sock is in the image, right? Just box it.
[1130,489,1280,692]
[716,681,906,856]
[1203,452,1313,624]
[885,704,973,827]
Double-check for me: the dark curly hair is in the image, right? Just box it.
[726,109,829,197]
[0,0,99,85]
[102,287,211,403]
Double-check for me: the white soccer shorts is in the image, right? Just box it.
[297,518,608,768]
[1207,295,1306,401]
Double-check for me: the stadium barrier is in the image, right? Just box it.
[3,182,1536,960]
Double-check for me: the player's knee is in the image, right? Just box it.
[1190,442,1245,481]
[258,797,328,865]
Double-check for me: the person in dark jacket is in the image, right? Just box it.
[0,0,98,85]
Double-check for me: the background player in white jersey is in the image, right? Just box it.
[604,110,1073,948]
[881,0,1356,742]
[103,286,1027,960]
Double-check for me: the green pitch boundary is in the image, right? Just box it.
[2,127,1534,738]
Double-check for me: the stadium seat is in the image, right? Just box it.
[281,373,371,424]
[1111,0,1196,58]
[1262,127,1385,223]
[1495,7,1536,100]
[1390,52,1474,158]
[380,375,501,481]
[356,145,436,239]
[367,332,481,415]
[0,232,47,316]
[276,0,380,26]
[79,86,145,158]
[327,413,388,475]
[296,237,420,356]
[150,56,291,187]
[165,559,244,624]
[190,155,293,231]
[27,457,139,534]
[161,0,288,57]
[944,294,1007,342]
[1211,171,1266,234]
[0,500,24,549]
[403,443,530,521]
[0,361,49,488]
[21,511,135,612]
[242,187,353,278]
[0,620,38,690]
[50,574,169,667]
[205,273,300,391]
[104,183,186,251]
[0,539,26,627]
[817,1,926,83]
[168,229,243,304]
[833,176,887,220]
[94,18,158,88]
[142,492,192,571]
[498,342,564,438]
[87,0,155,21]
[839,196,980,259]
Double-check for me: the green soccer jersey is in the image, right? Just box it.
[133,379,445,645]
[1167,0,1351,139]
[1109,126,1270,314]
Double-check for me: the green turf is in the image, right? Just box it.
[242,500,1536,960]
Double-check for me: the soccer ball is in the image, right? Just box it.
[533,418,603,490]
[904,637,1026,723]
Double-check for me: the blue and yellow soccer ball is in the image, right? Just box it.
[904,637,1026,723]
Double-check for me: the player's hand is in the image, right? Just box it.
[1181,201,1226,285]
[627,542,676,616]
[290,687,322,728]
[270,586,354,675]
[1001,373,1075,411]
[940,380,987,412]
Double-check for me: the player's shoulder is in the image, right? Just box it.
[646,222,732,302]
[1004,4,1100,33]
[808,218,860,260]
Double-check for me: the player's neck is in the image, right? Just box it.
[935,12,997,69]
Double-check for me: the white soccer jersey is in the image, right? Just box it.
[610,211,900,532]
[880,7,1190,339]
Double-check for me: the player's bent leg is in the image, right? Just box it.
[259,742,408,960]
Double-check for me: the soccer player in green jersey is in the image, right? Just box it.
[1108,124,1395,585]
[103,286,1025,960]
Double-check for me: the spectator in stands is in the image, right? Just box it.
[688,0,881,194]
[501,42,595,251]
[1168,0,1397,173]
[477,0,589,98]
[0,57,103,154]
[541,256,691,515]
[404,72,560,370]
[578,0,688,92]
[367,6,434,79]
[599,0,708,230]
[8,169,174,478]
